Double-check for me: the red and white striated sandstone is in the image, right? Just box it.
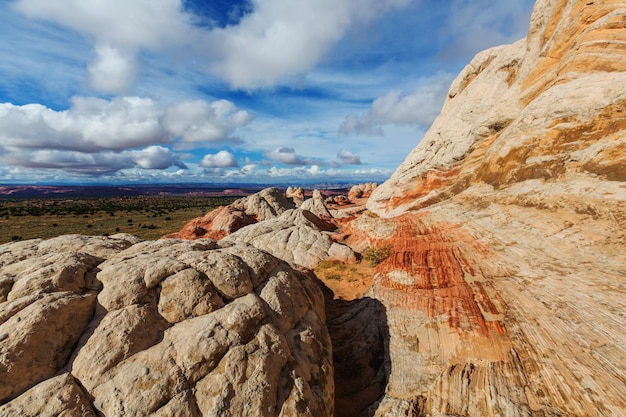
[354,0,626,415]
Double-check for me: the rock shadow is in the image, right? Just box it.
[322,285,390,417]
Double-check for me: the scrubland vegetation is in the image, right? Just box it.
[0,196,238,244]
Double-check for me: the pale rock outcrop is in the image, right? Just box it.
[233,187,296,221]
[224,209,357,269]
[165,187,295,240]
[300,189,333,219]
[353,0,626,416]
[367,0,626,217]
[286,186,305,206]
[0,373,97,417]
[0,235,137,405]
[0,236,334,416]
[348,182,378,202]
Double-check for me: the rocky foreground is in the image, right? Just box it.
[1,0,625,416]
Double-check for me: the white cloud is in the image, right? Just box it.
[207,0,411,89]
[265,147,304,165]
[131,145,186,169]
[337,149,362,165]
[164,99,253,145]
[338,114,383,137]
[12,0,413,91]
[200,150,239,168]
[2,149,134,174]
[0,97,251,153]
[88,44,139,94]
[339,72,454,136]
[13,0,199,93]
[0,96,251,175]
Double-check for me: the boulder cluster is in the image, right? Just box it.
[0,234,334,416]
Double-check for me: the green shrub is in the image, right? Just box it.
[363,244,394,266]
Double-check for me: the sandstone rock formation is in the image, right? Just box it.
[348,182,378,202]
[286,186,305,206]
[165,187,295,240]
[224,209,357,269]
[166,187,359,271]
[300,189,333,220]
[352,0,626,415]
[0,237,334,416]
[367,1,626,217]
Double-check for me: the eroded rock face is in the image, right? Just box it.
[224,209,357,269]
[353,0,626,415]
[367,0,626,217]
[300,189,333,220]
[165,187,295,240]
[286,186,305,206]
[348,182,378,202]
[0,237,334,417]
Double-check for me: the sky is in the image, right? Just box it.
[0,0,535,185]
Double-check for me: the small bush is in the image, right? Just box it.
[363,244,394,266]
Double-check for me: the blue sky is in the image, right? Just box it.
[0,0,535,185]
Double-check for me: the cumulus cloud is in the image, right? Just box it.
[88,44,139,94]
[0,96,250,175]
[131,146,187,169]
[1,146,186,175]
[200,150,239,168]
[207,0,411,89]
[0,97,250,152]
[164,100,253,145]
[338,114,383,137]
[339,72,454,136]
[13,0,199,93]
[13,0,413,91]
[337,149,363,165]
[265,147,304,165]
[2,149,134,175]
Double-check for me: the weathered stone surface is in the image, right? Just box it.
[0,373,97,417]
[0,236,333,415]
[165,187,295,240]
[3,252,102,301]
[0,233,139,269]
[0,292,96,403]
[286,186,305,205]
[367,0,626,217]
[301,189,333,219]
[351,1,626,415]
[224,209,357,269]
[348,182,378,202]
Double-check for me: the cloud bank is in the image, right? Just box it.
[339,72,455,136]
[208,0,411,89]
[0,97,252,175]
